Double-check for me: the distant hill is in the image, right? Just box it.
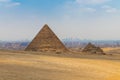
[0,41,29,50]
[63,38,120,48]
[0,39,120,50]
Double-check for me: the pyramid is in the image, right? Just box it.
[25,24,68,52]
[82,42,105,54]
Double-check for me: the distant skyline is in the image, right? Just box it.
[0,0,120,41]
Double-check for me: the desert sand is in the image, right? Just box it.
[0,50,120,80]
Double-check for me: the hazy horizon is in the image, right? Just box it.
[0,0,120,41]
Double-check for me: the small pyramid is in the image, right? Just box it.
[83,43,96,50]
[82,42,105,55]
[25,24,68,52]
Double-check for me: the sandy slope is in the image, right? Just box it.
[0,50,120,80]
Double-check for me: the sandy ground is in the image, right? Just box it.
[0,50,120,80]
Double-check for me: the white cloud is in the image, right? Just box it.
[0,0,10,2]
[0,0,20,7]
[81,7,96,13]
[5,2,21,7]
[102,5,119,13]
[106,8,118,13]
[0,0,11,3]
[102,5,111,9]
[76,0,111,5]
[64,0,119,15]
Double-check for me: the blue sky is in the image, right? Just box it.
[0,0,120,41]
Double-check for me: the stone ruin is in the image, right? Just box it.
[82,42,105,55]
[25,24,68,52]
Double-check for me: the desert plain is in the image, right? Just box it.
[0,48,120,80]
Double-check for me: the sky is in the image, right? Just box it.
[0,0,120,41]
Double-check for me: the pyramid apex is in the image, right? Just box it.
[45,24,48,25]
[44,24,49,27]
[42,24,51,29]
[88,42,92,45]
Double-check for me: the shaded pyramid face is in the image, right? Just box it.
[25,24,68,52]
